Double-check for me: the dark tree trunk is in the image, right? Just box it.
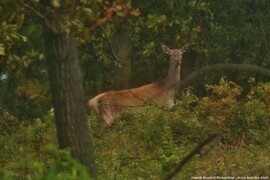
[111,22,132,90]
[181,49,197,80]
[41,4,95,178]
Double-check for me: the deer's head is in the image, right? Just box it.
[162,43,189,66]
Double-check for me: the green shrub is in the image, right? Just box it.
[232,82,270,144]
[0,144,91,180]
[1,80,269,179]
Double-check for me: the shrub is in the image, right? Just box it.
[1,79,269,179]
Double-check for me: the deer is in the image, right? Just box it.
[88,43,189,126]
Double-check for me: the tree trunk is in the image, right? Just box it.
[41,5,95,178]
[181,49,197,80]
[111,22,132,90]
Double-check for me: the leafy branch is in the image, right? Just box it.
[101,25,121,61]
[14,0,57,33]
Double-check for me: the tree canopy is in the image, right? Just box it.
[0,0,270,179]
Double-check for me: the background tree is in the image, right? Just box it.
[39,0,96,177]
[111,21,132,90]
[0,0,97,177]
[83,0,270,96]
[1,0,269,118]
[0,0,270,178]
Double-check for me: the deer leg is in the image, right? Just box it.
[100,105,114,127]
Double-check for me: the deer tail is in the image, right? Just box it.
[87,96,100,114]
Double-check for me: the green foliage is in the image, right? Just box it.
[232,82,270,145]
[1,81,270,179]
[83,0,270,94]
[0,145,91,180]
[0,111,91,180]
[90,80,269,178]
[0,19,50,120]
[173,77,270,146]
[42,145,91,180]
[2,0,270,119]
[92,107,179,179]
[1,0,270,178]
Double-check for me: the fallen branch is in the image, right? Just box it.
[164,132,223,180]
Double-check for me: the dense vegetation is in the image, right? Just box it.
[1,79,270,179]
[1,0,270,179]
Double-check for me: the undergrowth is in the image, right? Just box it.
[1,78,270,179]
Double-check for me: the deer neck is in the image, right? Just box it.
[165,59,181,91]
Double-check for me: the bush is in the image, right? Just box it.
[1,79,269,179]
[232,82,270,145]
[0,145,90,180]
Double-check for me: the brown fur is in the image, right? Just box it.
[88,44,189,126]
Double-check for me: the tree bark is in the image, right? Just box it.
[111,22,132,90]
[41,4,95,178]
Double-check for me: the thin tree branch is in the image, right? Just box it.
[101,25,121,61]
[164,132,223,180]
[0,119,12,134]
[14,0,57,33]
[128,89,146,103]
[179,63,270,92]
[15,0,44,19]
[127,89,167,111]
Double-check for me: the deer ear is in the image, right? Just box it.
[161,44,172,55]
[181,43,190,53]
